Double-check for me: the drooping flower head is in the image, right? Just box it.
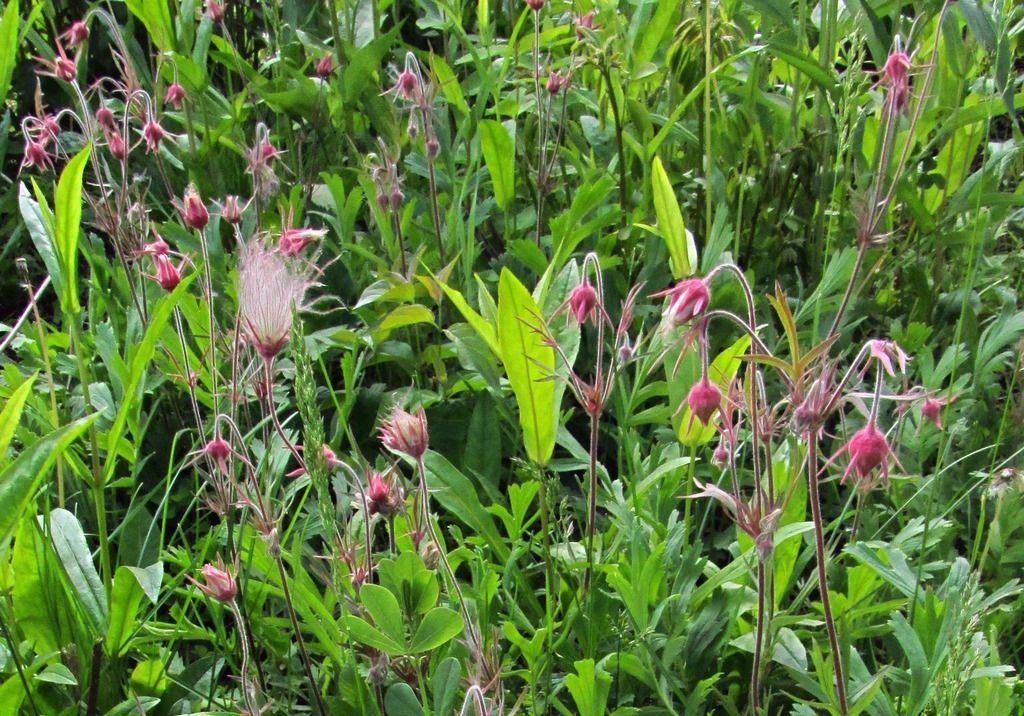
[189,558,237,603]
[379,405,429,460]
[61,20,89,49]
[841,423,891,486]
[652,277,710,326]
[165,82,186,108]
[568,279,598,325]
[237,239,314,361]
[687,376,722,427]
[174,186,209,231]
[315,54,334,78]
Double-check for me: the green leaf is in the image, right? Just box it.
[0,373,35,462]
[408,607,463,653]
[564,659,612,716]
[49,508,108,636]
[432,657,461,714]
[652,156,695,277]
[0,0,18,103]
[497,268,556,465]
[125,0,175,52]
[375,304,435,337]
[0,414,97,548]
[53,143,92,314]
[341,615,405,656]
[438,280,500,355]
[422,451,510,562]
[479,119,515,210]
[35,663,77,686]
[12,516,74,654]
[384,682,423,716]
[105,563,161,657]
[359,583,405,645]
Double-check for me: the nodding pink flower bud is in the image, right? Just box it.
[882,50,911,112]
[61,20,89,49]
[841,423,890,484]
[205,0,226,23]
[202,435,232,473]
[712,442,730,466]
[376,192,390,211]
[315,54,334,78]
[546,70,566,94]
[108,130,127,160]
[652,277,710,325]
[617,335,634,364]
[143,118,166,153]
[366,472,400,517]
[141,236,170,256]
[20,138,53,173]
[152,254,184,291]
[687,377,722,427]
[392,68,419,101]
[221,195,243,223]
[576,11,595,40]
[568,281,598,325]
[867,338,909,377]
[55,56,77,82]
[191,560,236,602]
[279,225,326,256]
[41,113,61,140]
[380,405,429,460]
[921,397,945,429]
[165,82,186,108]
[526,0,544,11]
[175,187,209,230]
[425,136,440,159]
[96,106,116,131]
[389,189,404,211]
[407,117,418,140]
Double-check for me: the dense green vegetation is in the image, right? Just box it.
[1,0,1023,713]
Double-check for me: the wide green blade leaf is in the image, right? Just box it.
[479,119,515,210]
[497,268,555,465]
[54,143,92,314]
[0,0,18,103]
[49,508,108,637]
[0,373,35,462]
[0,414,97,548]
[408,606,463,653]
[652,156,696,278]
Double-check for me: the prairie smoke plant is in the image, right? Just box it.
[379,405,429,460]
[237,239,314,361]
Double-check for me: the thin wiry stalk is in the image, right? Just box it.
[806,439,848,714]
[273,552,328,716]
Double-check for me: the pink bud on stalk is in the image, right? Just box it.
[61,20,89,49]
[575,11,595,40]
[380,405,429,460]
[96,106,116,131]
[165,82,186,108]
[202,435,232,474]
[20,139,53,173]
[568,280,598,325]
[190,559,237,603]
[652,277,710,326]
[175,187,209,231]
[205,0,226,23]
[143,118,166,153]
[687,377,722,427]
[220,195,243,224]
[152,254,184,291]
[315,54,334,78]
[526,0,544,11]
[841,423,891,484]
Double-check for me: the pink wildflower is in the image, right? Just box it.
[687,376,722,427]
[174,187,209,231]
[61,20,89,49]
[165,82,186,108]
[380,405,429,460]
[652,277,710,325]
[568,280,598,325]
[189,559,236,602]
[237,239,314,361]
[841,423,891,484]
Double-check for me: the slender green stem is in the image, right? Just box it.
[273,553,328,716]
[806,439,847,714]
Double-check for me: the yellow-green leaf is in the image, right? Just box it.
[497,269,555,465]
[652,156,696,278]
[54,143,92,314]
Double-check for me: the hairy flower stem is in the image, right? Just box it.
[228,599,262,715]
[806,439,847,714]
[584,413,599,593]
[273,553,328,716]
[416,457,480,651]
[752,560,766,714]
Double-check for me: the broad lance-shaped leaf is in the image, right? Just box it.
[54,143,91,314]
[49,508,108,637]
[0,373,36,461]
[479,119,515,210]
[652,156,697,278]
[0,414,97,548]
[497,268,556,465]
